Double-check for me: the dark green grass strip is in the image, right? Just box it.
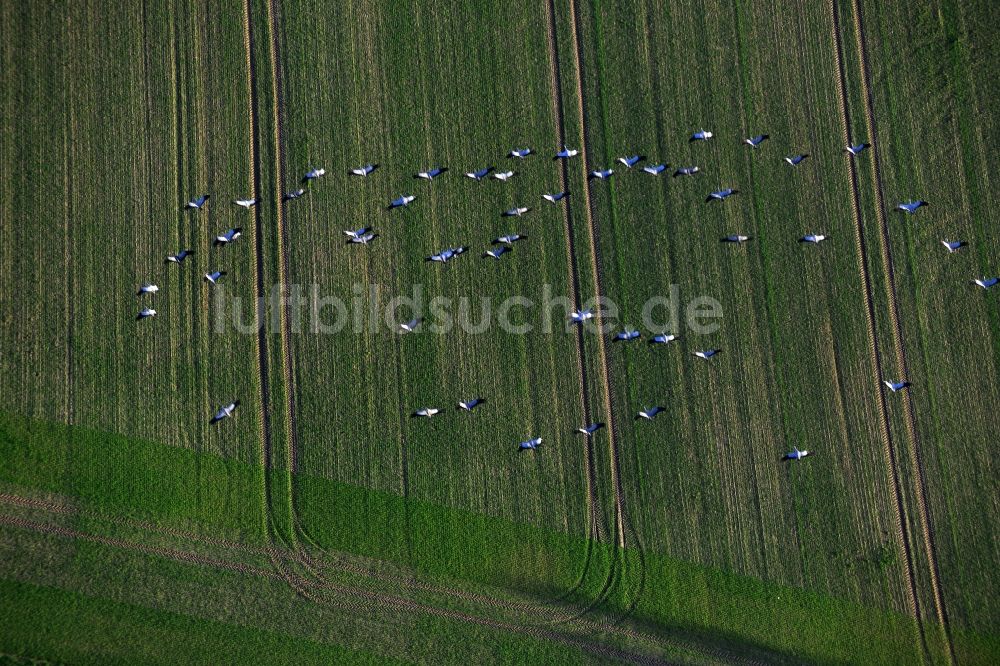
[4,413,996,662]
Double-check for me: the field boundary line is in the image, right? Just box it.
[847,1,954,661]
[827,0,927,658]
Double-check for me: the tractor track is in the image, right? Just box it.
[241,0,317,603]
[827,0,928,658]
[542,0,607,612]
[0,493,770,664]
[237,1,746,659]
[566,0,626,556]
[847,0,954,661]
[565,0,648,625]
[264,0,298,486]
[0,511,673,665]
[259,0,362,587]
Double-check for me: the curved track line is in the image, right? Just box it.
[846,1,954,661]
[827,0,927,658]
[238,4,751,660]
[0,513,673,665]
[0,501,765,664]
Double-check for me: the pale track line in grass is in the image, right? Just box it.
[0,514,284,580]
[827,0,929,659]
[0,511,677,665]
[847,0,954,661]
[0,495,769,664]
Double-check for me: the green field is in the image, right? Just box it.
[1,0,997,663]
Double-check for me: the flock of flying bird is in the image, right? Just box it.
[135,129,993,458]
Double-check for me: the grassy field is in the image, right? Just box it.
[0,0,997,663]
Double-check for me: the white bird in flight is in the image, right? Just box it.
[503,206,531,217]
[576,422,605,436]
[895,200,928,214]
[482,246,510,260]
[569,309,594,324]
[184,194,209,210]
[400,318,421,333]
[509,148,533,158]
[494,233,527,245]
[348,231,378,245]
[234,198,256,209]
[283,188,306,201]
[465,167,494,180]
[589,168,614,180]
[518,437,542,451]
[884,380,910,393]
[412,407,441,418]
[493,170,516,182]
[343,227,371,240]
[745,134,769,148]
[458,398,485,411]
[643,163,667,175]
[204,270,226,284]
[636,406,664,420]
[618,155,645,168]
[784,154,809,166]
[690,129,713,142]
[799,234,828,244]
[426,247,468,263]
[211,401,240,424]
[136,308,156,320]
[693,349,721,359]
[415,167,448,180]
[673,166,700,177]
[706,188,737,202]
[845,143,871,155]
[613,329,640,342]
[554,146,578,159]
[972,277,998,289]
[941,240,967,253]
[349,164,378,177]
[166,249,194,264]
[388,194,416,209]
[649,332,678,345]
[543,191,569,203]
[781,447,811,461]
[303,167,326,182]
[137,284,159,295]
[721,235,752,244]
[214,228,243,247]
